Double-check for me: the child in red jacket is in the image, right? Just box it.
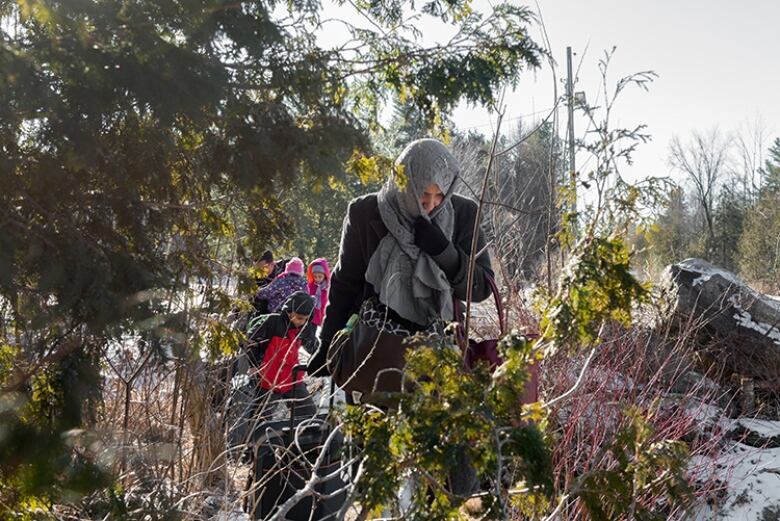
[246,291,317,394]
[229,291,317,454]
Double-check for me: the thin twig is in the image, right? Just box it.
[464,102,505,342]
[543,344,597,410]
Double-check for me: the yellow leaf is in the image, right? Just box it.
[345,150,391,186]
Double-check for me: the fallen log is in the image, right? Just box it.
[660,258,780,383]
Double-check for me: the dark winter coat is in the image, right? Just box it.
[247,292,317,394]
[256,258,287,287]
[253,258,290,315]
[308,193,493,374]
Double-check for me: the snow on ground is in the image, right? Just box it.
[691,443,780,520]
[690,419,780,520]
[682,398,733,434]
[204,494,250,521]
[736,419,780,440]
[212,510,249,521]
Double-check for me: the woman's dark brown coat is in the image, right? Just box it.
[307,192,494,374]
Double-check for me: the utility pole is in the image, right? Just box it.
[566,46,577,232]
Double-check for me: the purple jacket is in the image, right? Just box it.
[254,273,307,313]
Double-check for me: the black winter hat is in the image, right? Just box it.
[281,291,315,317]
[260,250,274,263]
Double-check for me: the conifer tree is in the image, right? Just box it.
[0,0,543,508]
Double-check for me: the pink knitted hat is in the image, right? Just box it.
[283,257,304,276]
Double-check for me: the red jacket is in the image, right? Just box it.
[246,294,317,394]
[257,328,304,393]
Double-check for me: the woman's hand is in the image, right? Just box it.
[413,216,449,256]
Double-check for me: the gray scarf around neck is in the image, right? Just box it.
[365,139,459,326]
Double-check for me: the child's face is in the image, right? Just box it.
[288,312,309,328]
[254,260,271,277]
[313,272,325,284]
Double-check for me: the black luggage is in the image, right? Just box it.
[246,369,346,520]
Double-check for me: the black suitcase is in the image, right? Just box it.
[246,369,346,520]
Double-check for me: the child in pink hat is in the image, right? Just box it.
[306,258,331,326]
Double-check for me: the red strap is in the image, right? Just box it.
[453,273,505,340]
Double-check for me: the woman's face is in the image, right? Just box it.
[420,183,444,214]
[312,272,325,283]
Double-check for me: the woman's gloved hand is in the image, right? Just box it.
[413,216,460,278]
[413,216,450,256]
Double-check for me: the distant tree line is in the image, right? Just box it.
[635,126,780,290]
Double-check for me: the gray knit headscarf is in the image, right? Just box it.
[365,139,459,326]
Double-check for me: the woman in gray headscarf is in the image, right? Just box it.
[308,138,494,374]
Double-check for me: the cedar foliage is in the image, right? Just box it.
[0,0,543,511]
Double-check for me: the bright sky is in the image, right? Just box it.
[451,0,780,182]
[314,0,780,183]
